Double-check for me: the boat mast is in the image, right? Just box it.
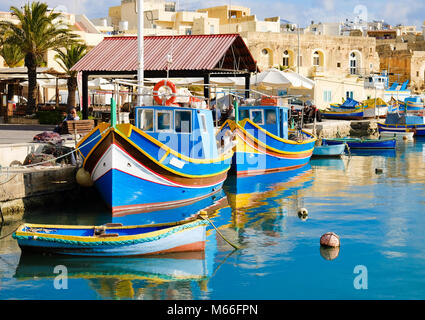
[137,0,144,106]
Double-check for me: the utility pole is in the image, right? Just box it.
[137,0,144,106]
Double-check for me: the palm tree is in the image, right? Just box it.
[0,2,76,114]
[0,42,25,67]
[55,43,87,108]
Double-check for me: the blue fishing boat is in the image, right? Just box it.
[323,137,396,149]
[13,219,208,256]
[377,112,425,136]
[76,82,233,215]
[323,98,364,120]
[312,141,346,157]
[218,99,316,176]
[398,96,424,112]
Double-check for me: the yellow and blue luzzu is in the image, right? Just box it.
[76,105,233,215]
[218,105,316,176]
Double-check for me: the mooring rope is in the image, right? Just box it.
[198,211,240,250]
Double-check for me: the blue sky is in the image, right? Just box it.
[0,0,423,28]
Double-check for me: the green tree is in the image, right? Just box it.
[0,2,76,114]
[55,43,87,108]
[0,42,25,67]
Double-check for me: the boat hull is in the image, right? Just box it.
[76,123,231,214]
[377,123,425,136]
[324,138,396,149]
[312,143,346,157]
[221,120,316,176]
[13,221,208,257]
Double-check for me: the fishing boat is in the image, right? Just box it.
[76,82,234,214]
[398,96,424,112]
[218,97,316,176]
[377,112,425,136]
[323,97,388,120]
[322,137,396,149]
[312,141,346,157]
[13,219,208,256]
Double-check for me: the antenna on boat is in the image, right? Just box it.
[136,0,144,106]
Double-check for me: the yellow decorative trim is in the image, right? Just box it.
[116,123,133,137]
[112,128,230,178]
[159,149,170,163]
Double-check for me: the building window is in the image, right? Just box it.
[262,49,269,56]
[282,50,290,67]
[337,62,341,68]
[185,28,192,35]
[349,52,361,75]
[417,71,420,77]
[346,91,354,100]
[210,25,215,34]
[323,90,332,103]
[313,51,320,66]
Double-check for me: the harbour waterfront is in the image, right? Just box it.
[2,137,425,299]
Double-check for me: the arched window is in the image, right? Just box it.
[282,50,290,67]
[313,51,320,66]
[349,51,361,75]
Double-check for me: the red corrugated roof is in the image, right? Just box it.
[71,34,257,73]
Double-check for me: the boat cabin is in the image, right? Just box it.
[238,105,289,139]
[134,105,217,159]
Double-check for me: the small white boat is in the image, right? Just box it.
[380,131,414,140]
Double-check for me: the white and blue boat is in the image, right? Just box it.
[218,100,316,176]
[377,112,425,136]
[312,141,346,157]
[323,137,396,149]
[76,84,233,215]
[13,219,208,256]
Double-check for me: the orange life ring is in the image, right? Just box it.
[153,80,177,105]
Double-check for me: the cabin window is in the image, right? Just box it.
[139,109,154,132]
[156,110,172,132]
[199,114,208,133]
[175,110,192,133]
[239,109,249,120]
[265,109,276,124]
[250,109,264,125]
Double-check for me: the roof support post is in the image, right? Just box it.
[82,71,89,120]
[203,72,210,101]
[244,73,250,99]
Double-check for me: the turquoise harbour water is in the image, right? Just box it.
[1,137,425,300]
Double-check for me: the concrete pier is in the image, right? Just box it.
[304,119,380,141]
[0,124,79,223]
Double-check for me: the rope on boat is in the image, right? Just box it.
[198,211,240,250]
[12,220,208,246]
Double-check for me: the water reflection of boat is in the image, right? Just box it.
[14,251,208,281]
[348,148,396,158]
[14,251,211,299]
[223,163,313,210]
[112,189,228,225]
[310,158,346,170]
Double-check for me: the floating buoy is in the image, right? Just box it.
[320,246,340,261]
[297,208,308,221]
[76,168,93,187]
[375,168,383,174]
[403,135,408,140]
[320,232,340,248]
